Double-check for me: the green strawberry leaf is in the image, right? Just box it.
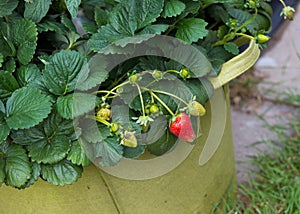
[137,56,166,71]
[109,0,164,36]
[5,87,52,130]
[111,104,131,129]
[0,0,18,17]
[57,93,100,119]
[0,99,5,113]
[207,46,233,75]
[11,19,38,65]
[129,92,151,111]
[184,78,214,105]
[123,145,146,159]
[0,157,5,185]
[80,119,111,144]
[0,111,9,144]
[11,112,77,146]
[93,137,123,167]
[24,0,52,23]
[224,42,239,55]
[0,54,3,67]
[43,50,88,95]
[226,7,271,34]
[94,8,108,27]
[0,142,32,188]
[113,34,157,48]
[41,159,83,186]
[3,58,16,73]
[162,0,185,18]
[89,0,164,52]
[0,34,12,59]
[136,116,167,145]
[181,0,201,16]
[37,20,68,34]
[76,55,108,91]
[16,64,42,87]
[67,140,91,166]
[61,15,77,32]
[148,130,177,156]
[29,135,71,164]
[0,70,19,100]
[217,25,229,40]
[159,42,212,78]
[88,24,126,52]
[82,22,98,34]
[138,24,169,35]
[175,18,208,44]
[20,162,41,189]
[65,0,81,18]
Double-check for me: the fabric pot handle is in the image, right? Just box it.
[208,39,261,89]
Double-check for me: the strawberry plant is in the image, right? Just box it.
[0,0,294,188]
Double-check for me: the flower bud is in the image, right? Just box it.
[180,68,190,79]
[129,74,141,84]
[152,70,163,80]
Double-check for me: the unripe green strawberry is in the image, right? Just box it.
[121,131,138,147]
[141,122,150,132]
[96,108,111,121]
[149,104,160,114]
[188,101,206,116]
[169,113,196,142]
[257,34,270,44]
[248,0,256,8]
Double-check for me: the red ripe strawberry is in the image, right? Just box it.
[169,113,196,142]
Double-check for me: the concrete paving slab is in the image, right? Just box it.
[232,3,300,183]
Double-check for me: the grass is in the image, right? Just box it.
[212,94,300,214]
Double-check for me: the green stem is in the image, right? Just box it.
[150,93,155,103]
[108,72,129,90]
[145,79,159,88]
[166,69,180,74]
[92,90,118,95]
[86,115,111,126]
[236,8,258,32]
[278,0,287,7]
[135,84,146,116]
[235,33,254,41]
[101,81,130,98]
[213,8,258,47]
[151,89,189,106]
[66,41,73,50]
[150,91,175,117]
[141,86,189,106]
